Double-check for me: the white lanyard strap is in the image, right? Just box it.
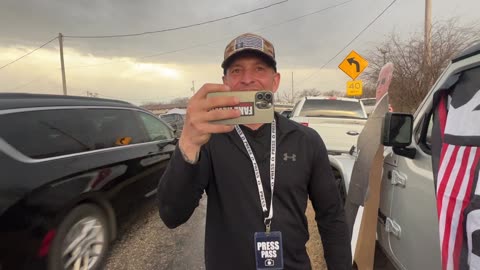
[235,120,276,232]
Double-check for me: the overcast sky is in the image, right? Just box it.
[1,0,478,104]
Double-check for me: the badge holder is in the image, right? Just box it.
[254,220,284,270]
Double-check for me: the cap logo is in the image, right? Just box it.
[234,35,264,51]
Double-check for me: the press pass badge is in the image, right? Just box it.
[254,231,284,270]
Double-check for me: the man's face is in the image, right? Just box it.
[222,55,280,92]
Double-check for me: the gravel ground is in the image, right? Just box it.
[105,197,394,270]
[305,201,396,270]
[105,198,206,270]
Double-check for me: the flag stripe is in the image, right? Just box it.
[438,144,453,194]
[438,145,460,223]
[440,146,465,269]
[438,94,448,139]
[437,144,457,267]
[444,147,471,270]
[438,145,457,195]
[453,147,480,269]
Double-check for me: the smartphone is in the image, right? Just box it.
[207,90,274,125]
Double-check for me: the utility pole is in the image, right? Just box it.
[291,72,294,104]
[379,48,388,65]
[424,0,432,69]
[191,80,195,96]
[58,33,68,95]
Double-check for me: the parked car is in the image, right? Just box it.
[360,97,376,116]
[377,43,480,269]
[279,109,292,118]
[361,97,393,116]
[0,93,177,270]
[289,96,368,202]
[290,96,367,154]
[159,112,184,133]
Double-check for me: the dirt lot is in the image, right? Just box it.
[106,197,393,270]
[305,201,328,270]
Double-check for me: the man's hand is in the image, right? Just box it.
[179,83,240,163]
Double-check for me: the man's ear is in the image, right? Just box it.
[272,72,281,93]
[222,76,226,84]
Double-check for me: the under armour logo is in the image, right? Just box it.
[283,153,296,161]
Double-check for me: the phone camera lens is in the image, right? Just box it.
[256,93,264,100]
[265,93,272,101]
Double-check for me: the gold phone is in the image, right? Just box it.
[207,90,274,125]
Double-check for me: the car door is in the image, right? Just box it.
[135,111,176,197]
[378,95,441,269]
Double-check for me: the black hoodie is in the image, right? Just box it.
[157,114,351,269]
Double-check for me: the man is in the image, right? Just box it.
[157,33,351,269]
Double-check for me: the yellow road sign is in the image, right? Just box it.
[346,80,363,96]
[339,50,368,80]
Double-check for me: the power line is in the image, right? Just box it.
[66,38,227,69]
[255,0,352,31]
[0,36,58,71]
[66,1,353,69]
[296,0,397,87]
[64,0,288,39]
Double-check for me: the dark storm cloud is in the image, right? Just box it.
[1,0,478,68]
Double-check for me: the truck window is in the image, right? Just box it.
[416,112,434,154]
[299,99,367,119]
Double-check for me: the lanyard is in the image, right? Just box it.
[235,120,276,233]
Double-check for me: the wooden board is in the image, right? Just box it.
[353,146,384,269]
[345,63,394,269]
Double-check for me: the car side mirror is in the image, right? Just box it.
[382,112,413,147]
[382,113,416,159]
[173,129,181,138]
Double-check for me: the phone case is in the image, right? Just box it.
[207,90,274,125]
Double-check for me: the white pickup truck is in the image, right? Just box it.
[289,96,368,201]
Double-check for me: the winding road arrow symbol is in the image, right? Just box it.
[347,57,360,72]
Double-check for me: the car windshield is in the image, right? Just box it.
[160,114,177,123]
[299,99,367,119]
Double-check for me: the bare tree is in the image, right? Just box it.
[357,85,376,99]
[322,90,346,97]
[362,19,479,112]
[170,97,190,107]
[277,90,297,103]
[297,88,323,97]
[140,96,190,109]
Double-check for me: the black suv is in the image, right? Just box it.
[0,93,177,270]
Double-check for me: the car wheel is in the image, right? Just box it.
[48,204,110,270]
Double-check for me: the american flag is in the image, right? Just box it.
[433,66,480,270]
[235,35,264,51]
